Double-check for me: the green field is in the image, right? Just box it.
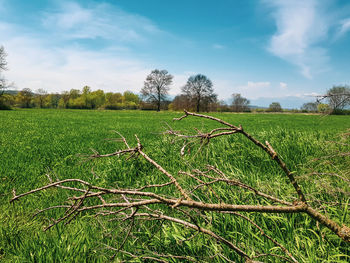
[1,109,349,262]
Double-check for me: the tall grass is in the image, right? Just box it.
[0,109,349,262]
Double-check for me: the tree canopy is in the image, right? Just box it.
[141,69,173,111]
[0,46,10,109]
[301,102,318,112]
[231,93,250,112]
[16,88,34,108]
[181,74,216,112]
[326,85,350,111]
[0,46,8,95]
[268,102,282,112]
[0,46,7,72]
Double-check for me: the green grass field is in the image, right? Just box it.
[0,109,349,262]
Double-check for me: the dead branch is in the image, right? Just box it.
[171,111,350,243]
[174,110,306,203]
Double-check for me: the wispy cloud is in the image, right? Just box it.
[41,2,161,43]
[236,81,271,99]
[242,81,271,89]
[337,18,350,37]
[303,92,322,97]
[3,32,151,93]
[232,81,301,99]
[0,1,167,93]
[279,82,287,89]
[264,0,331,78]
[212,44,225,49]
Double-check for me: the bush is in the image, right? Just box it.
[331,109,350,115]
[267,102,282,112]
[0,102,11,110]
[317,103,331,113]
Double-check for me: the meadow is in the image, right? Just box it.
[0,109,349,262]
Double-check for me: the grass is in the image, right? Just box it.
[0,109,349,262]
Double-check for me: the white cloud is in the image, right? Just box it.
[243,81,271,89]
[303,92,322,97]
[0,21,192,95]
[0,2,170,93]
[4,35,151,93]
[279,82,287,89]
[41,2,160,42]
[0,1,163,92]
[230,81,306,100]
[337,18,350,37]
[0,1,200,95]
[236,81,272,99]
[265,0,331,78]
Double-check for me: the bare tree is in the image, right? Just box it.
[0,46,7,71]
[314,85,350,114]
[182,74,217,112]
[0,47,13,109]
[141,69,173,111]
[11,111,350,262]
[326,85,350,111]
[170,94,191,111]
[0,46,8,96]
[231,93,250,112]
[0,78,6,96]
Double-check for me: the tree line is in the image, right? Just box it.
[1,46,349,113]
[2,86,140,110]
[0,80,283,112]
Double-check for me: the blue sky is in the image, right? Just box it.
[0,0,349,108]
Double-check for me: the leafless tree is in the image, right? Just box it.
[0,47,13,109]
[0,46,8,96]
[170,94,191,111]
[323,86,350,112]
[11,111,350,262]
[141,69,173,112]
[231,93,250,112]
[0,46,7,71]
[182,74,217,112]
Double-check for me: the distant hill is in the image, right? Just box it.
[250,96,314,110]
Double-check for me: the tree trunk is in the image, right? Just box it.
[157,92,160,111]
[196,97,200,112]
